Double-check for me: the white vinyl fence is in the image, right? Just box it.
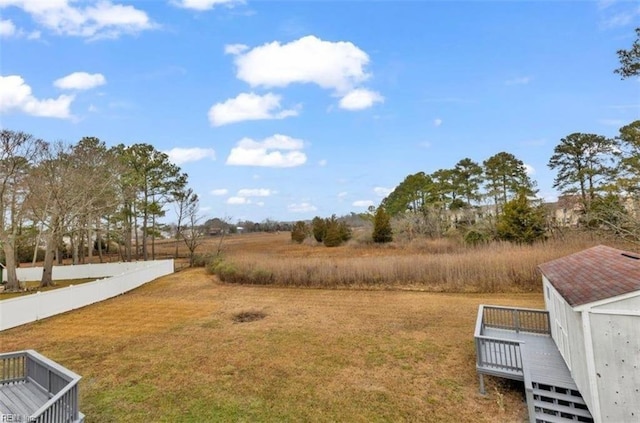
[0,260,174,331]
[2,261,159,282]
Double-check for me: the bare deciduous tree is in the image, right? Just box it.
[0,130,45,291]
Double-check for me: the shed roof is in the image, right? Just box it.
[538,245,640,307]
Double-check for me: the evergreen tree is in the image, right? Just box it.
[548,132,618,214]
[372,206,393,243]
[311,216,326,242]
[291,221,307,244]
[615,27,640,79]
[496,192,546,244]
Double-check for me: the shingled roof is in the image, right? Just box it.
[538,245,640,307]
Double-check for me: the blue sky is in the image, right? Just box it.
[1,0,639,223]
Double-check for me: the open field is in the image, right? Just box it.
[0,267,545,422]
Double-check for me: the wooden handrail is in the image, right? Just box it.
[0,350,81,422]
[481,305,550,334]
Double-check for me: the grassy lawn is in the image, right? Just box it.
[0,278,98,300]
[0,267,544,422]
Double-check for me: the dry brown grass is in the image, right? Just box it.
[199,231,625,292]
[0,268,545,422]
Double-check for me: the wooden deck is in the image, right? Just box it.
[475,305,593,422]
[481,327,577,390]
[0,381,49,416]
[0,350,84,422]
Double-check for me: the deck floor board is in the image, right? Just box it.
[480,327,577,390]
[0,381,49,417]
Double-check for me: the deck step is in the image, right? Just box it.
[534,399,593,420]
[532,387,587,405]
[534,411,591,423]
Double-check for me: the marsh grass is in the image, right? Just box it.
[209,231,621,292]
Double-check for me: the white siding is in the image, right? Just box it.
[566,308,593,412]
[593,293,640,312]
[589,313,640,422]
[544,279,596,415]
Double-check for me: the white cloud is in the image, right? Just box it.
[0,18,38,39]
[231,35,371,93]
[224,43,248,55]
[0,75,74,119]
[600,6,640,28]
[208,92,298,126]
[505,76,532,86]
[165,147,215,165]
[597,0,616,10]
[227,196,249,205]
[210,188,228,196]
[0,19,16,37]
[318,159,327,166]
[598,118,625,126]
[226,134,307,168]
[524,164,536,175]
[288,202,317,213]
[339,88,384,110]
[241,133,304,150]
[0,0,155,39]
[338,192,348,199]
[352,200,374,208]
[433,118,443,127]
[373,187,392,197]
[174,0,243,10]
[237,188,273,197]
[54,72,106,90]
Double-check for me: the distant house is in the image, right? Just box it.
[475,245,640,422]
[539,245,640,423]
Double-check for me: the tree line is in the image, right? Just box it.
[0,131,202,291]
[374,120,640,245]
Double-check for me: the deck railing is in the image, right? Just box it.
[481,305,550,334]
[0,350,82,423]
[475,335,523,373]
[474,305,555,423]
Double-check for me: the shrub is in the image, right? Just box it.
[249,269,274,284]
[191,253,214,268]
[323,223,343,247]
[311,217,326,242]
[464,229,490,246]
[291,221,307,244]
[16,245,45,263]
[496,192,547,244]
[213,261,240,283]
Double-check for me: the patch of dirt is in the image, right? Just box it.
[232,310,267,323]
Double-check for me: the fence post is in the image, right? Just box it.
[513,309,520,333]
